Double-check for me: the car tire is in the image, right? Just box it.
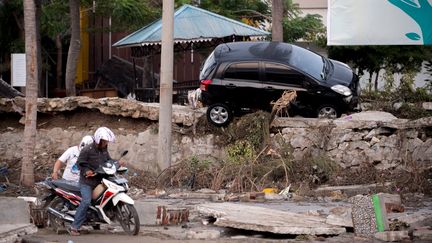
[206,103,232,126]
[316,104,340,119]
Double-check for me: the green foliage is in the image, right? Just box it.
[396,103,432,119]
[309,154,340,182]
[83,0,160,32]
[215,111,270,150]
[329,46,432,92]
[399,71,416,94]
[226,140,255,165]
[278,0,325,43]
[409,87,432,102]
[199,0,269,23]
[41,0,69,38]
[282,14,325,43]
[188,155,212,171]
[425,60,432,92]
[361,86,432,119]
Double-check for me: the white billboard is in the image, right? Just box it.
[11,53,26,87]
[327,0,432,45]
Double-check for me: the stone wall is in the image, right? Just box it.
[1,97,432,172]
[0,127,222,173]
[272,112,432,170]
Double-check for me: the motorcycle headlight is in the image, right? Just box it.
[331,85,352,96]
[103,166,116,175]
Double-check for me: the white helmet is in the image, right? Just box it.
[94,127,116,144]
[79,135,94,151]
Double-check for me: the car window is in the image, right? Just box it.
[264,63,304,86]
[288,46,324,81]
[224,62,260,81]
[199,51,216,80]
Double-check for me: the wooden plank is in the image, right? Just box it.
[197,203,346,235]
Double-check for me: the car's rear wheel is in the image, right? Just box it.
[207,103,232,126]
[316,104,339,119]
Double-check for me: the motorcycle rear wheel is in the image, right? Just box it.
[48,197,69,234]
[116,202,140,235]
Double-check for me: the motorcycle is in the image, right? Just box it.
[39,151,140,235]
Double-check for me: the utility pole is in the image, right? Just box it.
[157,0,174,171]
[272,0,284,42]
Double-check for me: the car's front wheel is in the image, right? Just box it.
[316,104,339,119]
[206,103,232,126]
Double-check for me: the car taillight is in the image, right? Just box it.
[200,79,212,91]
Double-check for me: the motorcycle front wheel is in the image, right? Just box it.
[115,202,140,235]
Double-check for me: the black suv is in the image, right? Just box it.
[199,41,360,126]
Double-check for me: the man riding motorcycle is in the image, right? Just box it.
[69,127,118,236]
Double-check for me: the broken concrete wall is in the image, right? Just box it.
[272,112,432,170]
[1,98,432,172]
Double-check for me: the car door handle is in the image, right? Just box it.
[226,83,236,88]
[265,86,274,89]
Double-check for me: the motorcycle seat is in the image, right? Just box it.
[52,179,81,193]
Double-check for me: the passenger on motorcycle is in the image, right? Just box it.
[51,135,94,182]
[69,127,117,236]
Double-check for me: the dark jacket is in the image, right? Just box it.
[77,142,112,188]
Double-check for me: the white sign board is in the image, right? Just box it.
[11,53,26,87]
[327,0,432,45]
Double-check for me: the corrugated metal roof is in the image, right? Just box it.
[113,4,270,48]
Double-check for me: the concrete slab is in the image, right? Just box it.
[315,183,393,197]
[413,228,432,241]
[197,202,346,235]
[389,208,432,228]
[374,231,410,242]
[0,197,30,224]
[0,224,37,243]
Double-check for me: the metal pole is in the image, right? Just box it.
[157,0,174,171]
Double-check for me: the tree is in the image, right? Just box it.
[329,45,432,92]
[21,0,40,187]
[198,0,270,25]
[329,46,386,92]
[64,0,80,96]
[281,0,325,43]
[41,0,69,90]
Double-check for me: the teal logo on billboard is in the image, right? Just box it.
[388,0,432,44]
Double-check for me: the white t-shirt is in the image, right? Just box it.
[58,146,80,182]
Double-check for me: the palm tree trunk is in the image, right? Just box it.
[65,0,80,96]
[368,73,372,92]
[56,34,63,89]
[272,0,284,42]
[374,70,380,91]
[21,0,40,187]
[36,0,43,97]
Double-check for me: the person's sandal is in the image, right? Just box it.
[68,227,80,236]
